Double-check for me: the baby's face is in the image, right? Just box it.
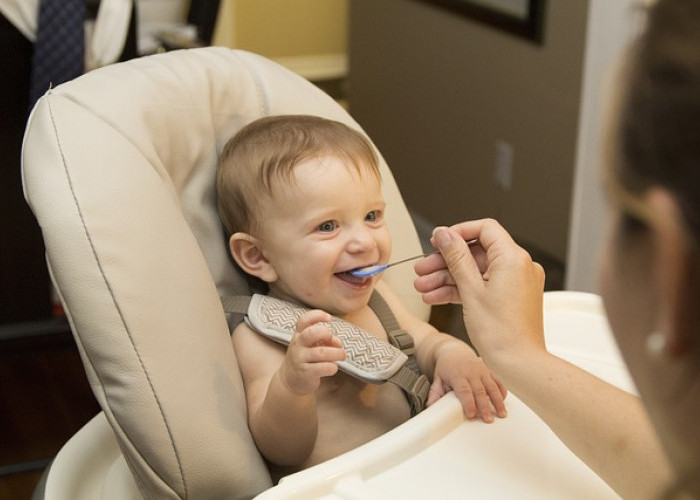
[256,155,391,316]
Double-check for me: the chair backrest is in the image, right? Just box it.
[22,48,427,498]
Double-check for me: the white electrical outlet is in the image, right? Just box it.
[494,140,514,191]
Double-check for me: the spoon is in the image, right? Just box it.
[350,239,478,278]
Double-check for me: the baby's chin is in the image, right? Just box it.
[267,280,374,316]
[310,290,375,318]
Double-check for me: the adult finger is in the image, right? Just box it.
[413,268,461,305]
[414,251,451,277]
[430,226,485,296]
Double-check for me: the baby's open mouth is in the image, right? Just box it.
[335,270,370,285]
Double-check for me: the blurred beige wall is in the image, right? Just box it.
[213,0,348,58]
[350,0,589,262]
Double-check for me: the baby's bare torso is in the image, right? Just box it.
[239,304,412,482]
[269,368,410,481]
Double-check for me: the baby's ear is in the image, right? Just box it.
[229,233,278,283]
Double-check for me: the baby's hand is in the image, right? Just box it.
[429,342,508,423]
[279,310,347,395]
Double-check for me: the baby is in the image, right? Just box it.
[216,115,507,480]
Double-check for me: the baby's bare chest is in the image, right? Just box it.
[318,371,410,423]
[309,372,410,463]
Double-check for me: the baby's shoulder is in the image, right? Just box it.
[232,320,284,356]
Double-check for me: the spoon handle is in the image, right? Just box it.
[350,239,478,277]
[386,238,478,269]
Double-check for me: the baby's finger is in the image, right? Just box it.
[451,380,478,420]
[294,325,346,363]
[295,323,332,347]
[325,333,344,349]
[496,377,508,400]
[306,344,347,364]
[427,378,446,407]
[308,361,341,379]
[472,384,495,423]
[296,309,332,333]
[484,377,508,419]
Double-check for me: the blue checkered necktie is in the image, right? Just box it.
[29,0,86,110]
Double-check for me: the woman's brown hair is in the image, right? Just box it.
[614,0,700,242]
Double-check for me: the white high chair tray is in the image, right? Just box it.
[45,292,628,499]
[258,291,630,499]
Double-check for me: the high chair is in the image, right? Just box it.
[23,47,633,499]
[22,46,427,499]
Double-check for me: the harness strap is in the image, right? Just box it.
[367,292,429,413]
[221,295,253,318]
[368,292,422,375]
[388,364,430,416]
[222,292,429,415]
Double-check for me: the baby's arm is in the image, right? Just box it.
[232,310,346,465]
[374,281,507,423]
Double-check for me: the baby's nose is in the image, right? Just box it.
[347,227,376,252]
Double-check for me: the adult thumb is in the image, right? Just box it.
[432,227,479,289]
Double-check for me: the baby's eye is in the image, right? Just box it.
[318,220,337,232]
[365,211,380,222]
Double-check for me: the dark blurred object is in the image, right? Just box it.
[85,0,101,17]
[0,14,50,324]
[0,321,100,499]
[119,0,138,61]
[0,1,138,325]
[188,0,221,45]
[151,0,221,53]
[29,0,86,110]
[1,2,137,497]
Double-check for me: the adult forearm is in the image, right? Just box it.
[496,350,673,498]
[250,370,318,466]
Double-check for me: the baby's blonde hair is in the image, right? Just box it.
[216,115,381,235]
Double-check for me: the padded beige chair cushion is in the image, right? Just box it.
[22,47,426,498]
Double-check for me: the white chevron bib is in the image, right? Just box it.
[246,294,408,383]
[222,293,429,414]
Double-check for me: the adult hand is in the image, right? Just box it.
[413,219,546,367]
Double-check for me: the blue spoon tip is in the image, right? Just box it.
[349,264,387,278]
